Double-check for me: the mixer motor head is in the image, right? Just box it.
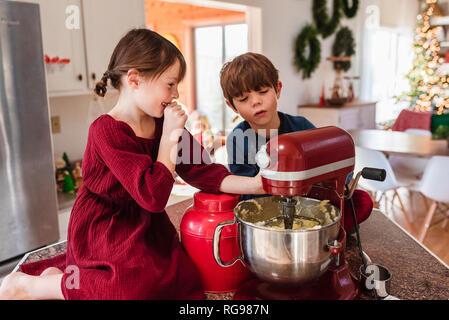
[256,126,355,198]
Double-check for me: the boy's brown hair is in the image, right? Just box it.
[220,52,279,108]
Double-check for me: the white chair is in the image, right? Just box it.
[417,156,449,242]
[355,146,412,228]
[389,128,431,178]
[388,129,432,211]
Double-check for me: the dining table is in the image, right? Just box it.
[348,129,449,158]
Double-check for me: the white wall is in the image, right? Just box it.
[359,0,419,122]
[213,0,362,115]
[49,92,117,161]
[215,0,419,115]
[50,0,419,161]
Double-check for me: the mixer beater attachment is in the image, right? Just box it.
[281,197,297,229]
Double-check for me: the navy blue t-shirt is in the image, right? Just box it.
[226,111,315,200]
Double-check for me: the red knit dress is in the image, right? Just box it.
[57,114,231,299]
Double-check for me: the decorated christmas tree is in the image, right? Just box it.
[396,0,449,114]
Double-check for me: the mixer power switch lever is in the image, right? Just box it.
[328,240,343,267]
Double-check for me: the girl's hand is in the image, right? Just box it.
[253,171,266,195]
[158,102,188,174]
[162,102,188,137]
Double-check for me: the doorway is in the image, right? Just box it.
[145,0,261,134]
[194,23,248,132]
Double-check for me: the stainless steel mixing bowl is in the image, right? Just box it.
[213,196,341,286]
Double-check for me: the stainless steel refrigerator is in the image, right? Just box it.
[0,1,59,263]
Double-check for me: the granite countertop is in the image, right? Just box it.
[18,199,449,300]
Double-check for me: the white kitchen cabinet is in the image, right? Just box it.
[297,101,377,130]
[82,0,146,90]
[15,0,88,95]
[15,0,146,96]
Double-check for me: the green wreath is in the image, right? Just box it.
[313,0,342,38]
[294,25,321,79]
[332,26,355,72]
[342,0,359,18]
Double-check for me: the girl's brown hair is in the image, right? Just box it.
[220,52,279,108]
[95,29,187,97]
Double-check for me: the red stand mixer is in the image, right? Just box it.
[213,126,385,300]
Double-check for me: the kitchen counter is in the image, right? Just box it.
[17,199,449,300]
[57,191,77,211]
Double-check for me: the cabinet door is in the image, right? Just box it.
[82,0,146,89]
[16,0,88,94]
[359,105,377,129]
[339,108,361,130]
[298,108,339,128]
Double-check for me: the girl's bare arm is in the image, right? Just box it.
[219,173,266,195]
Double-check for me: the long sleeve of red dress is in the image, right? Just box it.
[20,114,232,300]
[174,128,232,193]
[91,116,176,213]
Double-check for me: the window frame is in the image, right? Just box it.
[191,20,247,133]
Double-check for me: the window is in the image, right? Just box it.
[194,23,248,133]
[361,27,414,123]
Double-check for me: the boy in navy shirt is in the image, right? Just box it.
[221,53,315,200]
[220,53,372,232]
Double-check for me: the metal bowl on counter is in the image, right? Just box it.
[213,196,341,286]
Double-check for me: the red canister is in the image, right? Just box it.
[180,192,252,293]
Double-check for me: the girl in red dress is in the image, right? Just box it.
[0,29,264,300]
